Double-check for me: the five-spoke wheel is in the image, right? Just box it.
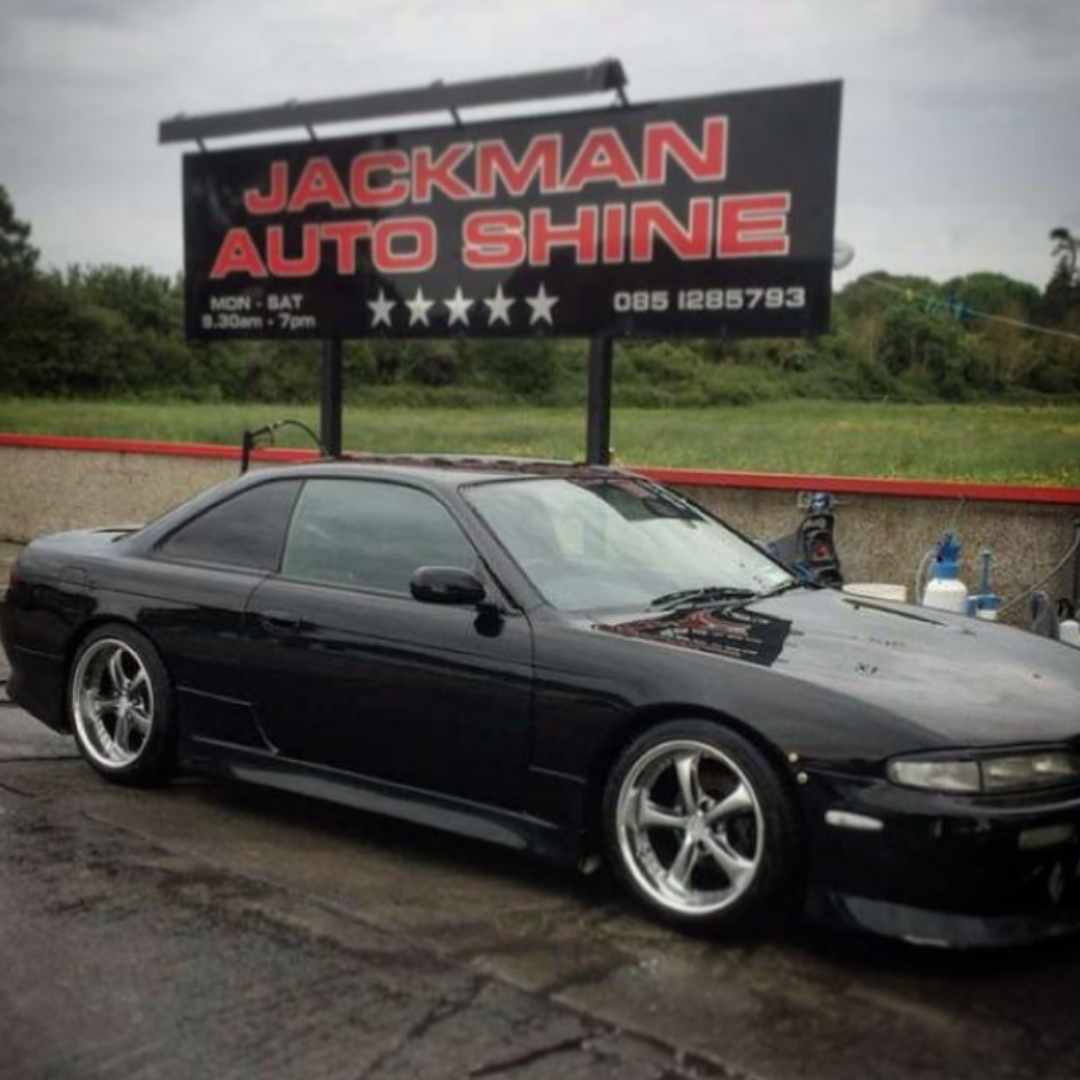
[72,639,154,767]
[604,720,802,930]
[617,739,763,915]
[69,625,175,785]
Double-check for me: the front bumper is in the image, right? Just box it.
[808,890,1080,948]
[802,768,1080,947]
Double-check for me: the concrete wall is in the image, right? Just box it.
[0,445,241,539]
[1,444,1077,622]
[682,486,1078,619]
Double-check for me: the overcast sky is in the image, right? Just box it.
[1,0,1077,287]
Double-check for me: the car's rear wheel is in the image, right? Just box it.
[69,625,176,786]
[603,719,803,932]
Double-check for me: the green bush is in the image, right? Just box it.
[795,355,898,400]
[1030,353,1080,395]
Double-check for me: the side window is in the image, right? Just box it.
[281,479,476,594]
[158,480,301,571]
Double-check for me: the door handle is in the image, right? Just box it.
[259,609,301,633]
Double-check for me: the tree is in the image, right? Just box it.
[64,265,181,337]
[835,272,938,322]
[0,185,38,282]
[878,301,981,399]
[941,272,1039,319]
[1041,228,1080,326]
[1050,227,1078,279]
[0,186,40,340]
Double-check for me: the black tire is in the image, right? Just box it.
[602,719,803,933]
[68,624,177,787]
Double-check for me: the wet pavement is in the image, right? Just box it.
[2,647,1080,1080]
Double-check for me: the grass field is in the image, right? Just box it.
[0,397,1078,486]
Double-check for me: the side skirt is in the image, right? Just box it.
[181,738,577,866]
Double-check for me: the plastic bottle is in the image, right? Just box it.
[1058,600,1080,649]
[971,548,1001,621]
[923,533,969,615]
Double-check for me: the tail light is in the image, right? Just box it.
[6,558,20,592]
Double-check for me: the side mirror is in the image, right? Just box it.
[410,566,488,606]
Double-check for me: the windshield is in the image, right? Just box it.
[466,476,793,612]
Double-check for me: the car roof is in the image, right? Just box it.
[251,454,637,490]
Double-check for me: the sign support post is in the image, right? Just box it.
[586,335,614,466]
[321,338,343,458]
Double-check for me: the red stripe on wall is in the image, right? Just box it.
[636,466,1080,505]
[1,432,1078,505]
[0,432,317,462]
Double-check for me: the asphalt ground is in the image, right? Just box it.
[2,643,1080,1080]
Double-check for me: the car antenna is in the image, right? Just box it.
[240,419,326,474]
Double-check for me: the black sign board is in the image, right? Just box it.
[183,81,841,341]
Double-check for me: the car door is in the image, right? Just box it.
[241,477,534,811]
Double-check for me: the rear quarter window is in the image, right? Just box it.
[157,480,301,571]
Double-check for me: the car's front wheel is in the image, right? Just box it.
[69,625,176,786]
[603,720,803,932]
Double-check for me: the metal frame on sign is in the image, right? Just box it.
[160,61,630,462]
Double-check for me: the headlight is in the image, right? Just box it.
[888,759,981,793]
[888,751,1080,794]
[981,752,1080,792]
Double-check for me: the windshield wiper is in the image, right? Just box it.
[648,586,758,610]
[648,579,806,611]
[752,579,807,601]
[714,580,809,610]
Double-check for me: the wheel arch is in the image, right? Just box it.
[580,703,803,854]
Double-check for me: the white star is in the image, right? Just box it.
[444,286,474,327]
[406,287,436,327]
[525,283,559,326]
[484,284,515,327]
[368,289,395,328]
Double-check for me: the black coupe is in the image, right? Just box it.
[3,457,1079,947]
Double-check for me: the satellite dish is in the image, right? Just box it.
[833,239,855,271]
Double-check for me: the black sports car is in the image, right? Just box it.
[3,457,1079,947]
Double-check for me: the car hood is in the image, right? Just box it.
[594,588,1080,748]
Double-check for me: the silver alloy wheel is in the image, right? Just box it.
[71,638,155,769]
[616,738,764,916]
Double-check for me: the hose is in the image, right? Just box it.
[913,546,937,606]
[999,533,1080,616]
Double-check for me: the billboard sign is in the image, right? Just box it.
[183,81,841,340]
